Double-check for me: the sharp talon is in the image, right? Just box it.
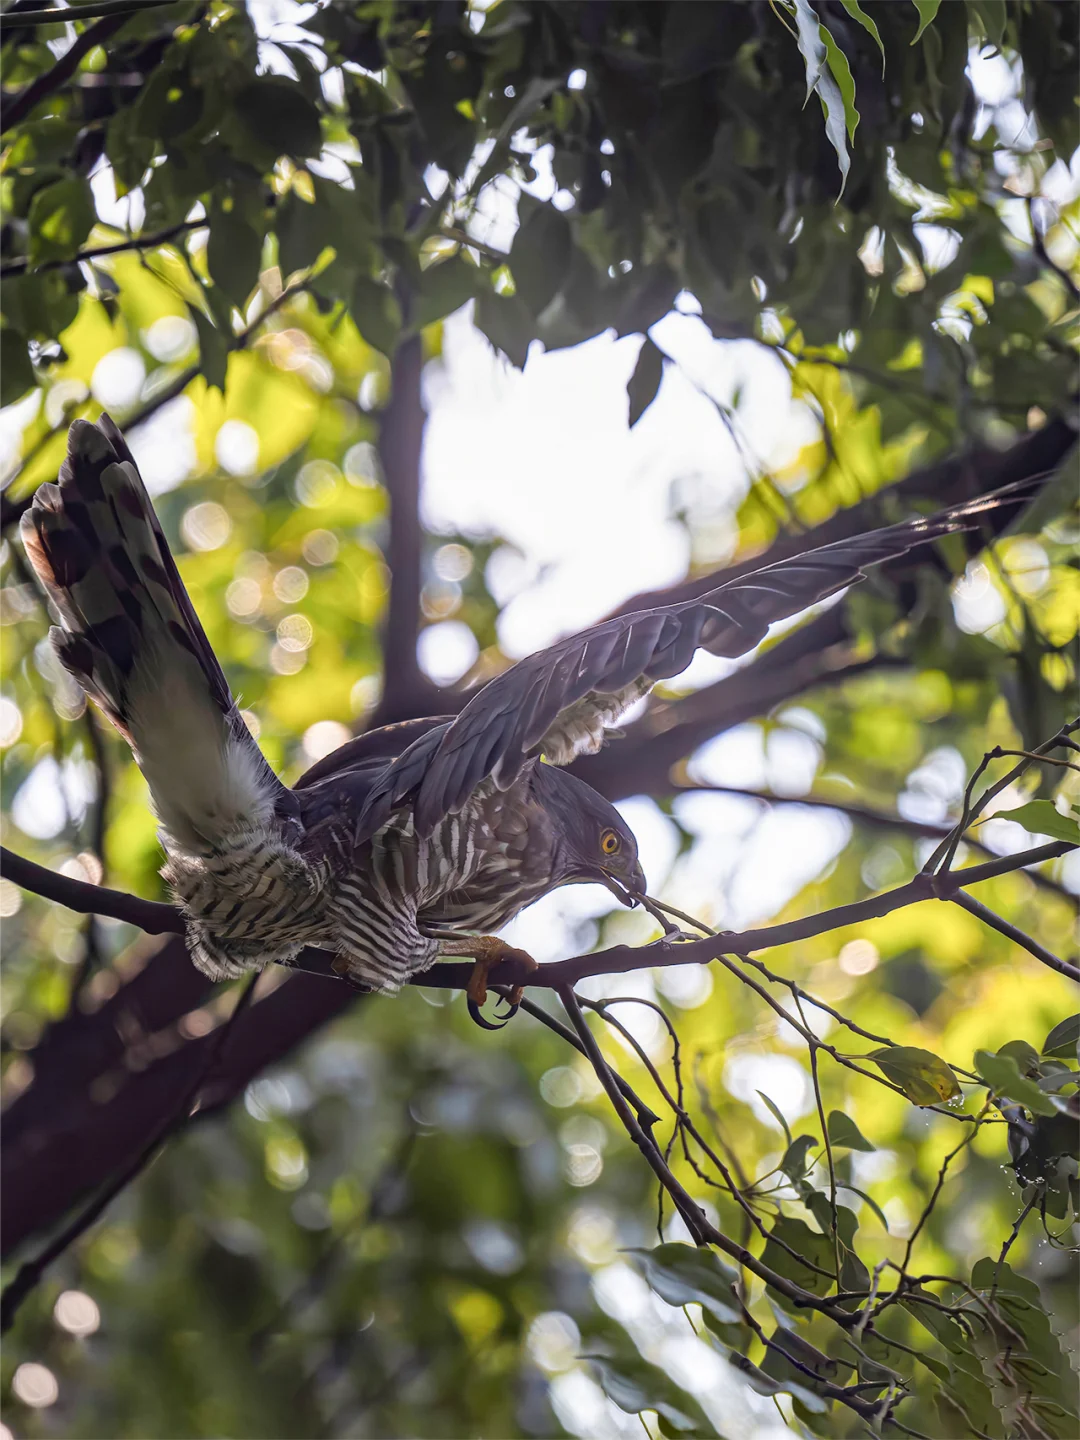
[493,994,520,1021]
[468,998,509,1031]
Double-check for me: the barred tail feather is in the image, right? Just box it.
[21,415,290,856]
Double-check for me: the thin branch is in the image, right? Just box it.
[1,8,131,133]
[0,970,258,1334]
[950,891,1076,980]
[0,219,202,279]
[0,0,173,26]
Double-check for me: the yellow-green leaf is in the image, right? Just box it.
[868,1046,962,1106]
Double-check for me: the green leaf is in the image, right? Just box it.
[726,1349,829,1413]
[207,203,263,310]
[510,204,571,318]
[233,78,323,161]
[190,305,229,393]
[1042,1014,1080,1058]
[755,1090,792,1145]
[826,1111,875,1152]
[780,1135,819,1185]
[760,1324,851,1397]
[791,0,850,194]
[761,1217,835,1305]
[838,1,885,72]
[868,1046,962,1106]
[819,23,859,144]
[627,1243,741,1324]
[910,0,942,44]
[975,1049,1057,1117]
[473,289,533,369]
[351,277,402,358]
[901,1287,968,1354]
[987,800,1080,847]
[28,176,95,263]
[587,1356,714,1434]
[414,257,482,330]
[966,0,1006,49]
[0,329,34,407]
[837,1184,890,1232]
[627,336,664,428]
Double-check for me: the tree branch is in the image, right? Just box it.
[0,846,182,934]
[1,8,131,134]
[0,969,258,1334]
[0,0,174,26]
[0,219,201,279]
[950,890,1076,978]
[373,333,442,724]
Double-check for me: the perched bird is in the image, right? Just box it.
[22,415,1031,1017]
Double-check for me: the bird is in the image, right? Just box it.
[21,414,1034,1020]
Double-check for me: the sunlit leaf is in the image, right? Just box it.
[868,1046,962,1106]
[987,800,1080,847]
[838,0,885,72]
[910,0,942,43]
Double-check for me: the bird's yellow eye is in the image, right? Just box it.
[601,829,621,855]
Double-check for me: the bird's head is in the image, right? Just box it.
[530,763,646,904]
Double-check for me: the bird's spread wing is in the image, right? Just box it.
[358,480,1038,841]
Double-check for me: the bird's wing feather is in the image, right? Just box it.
[355,479,1040,841]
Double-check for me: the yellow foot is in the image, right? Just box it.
[438,935,539,1008]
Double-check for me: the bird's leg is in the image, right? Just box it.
[437,935,539,1008]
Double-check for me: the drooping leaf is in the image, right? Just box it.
[414,257,482,329]
[819,23,859,144]
[627,1243,741,1324]
[760,1324,851,1397]
[975,1049,1057,1117]
[207,203,264,310]
[627,336,664,428]
[826,1111,875,1151]
[0,329,34,407]
[473,289,533,369]
[838,0,885,72]
[780,1134,819,1187]
[190,305,229,393]
[868,1046,962,1106]
[988,800,1080,847]
[587,1355,715,1434]
[351,277,402,358]
[510,204,572,318]
[791,0,850,194]
[1042,1014,1080,1058]
[910,0,942,44]
[726,1348,830,1414]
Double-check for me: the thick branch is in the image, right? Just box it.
[0,846,182,934]
[373,333,441,724]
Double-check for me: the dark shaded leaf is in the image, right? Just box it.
[761,1217,834,1306]
[208,203,263,310]
[587,1355,715,1434]
[474,289,533,369]
[627,1243,741,1324]
[975,1049,1057,1117]
[234,78,323,161]
[510,204,571,318]
[0,329,34,406]
[1042,1015,1080,1058]
[190,306,229,393]
[28,177,94,264]
[627,337,664,427]
[351,277,402,358]
[826,1111,875,1151]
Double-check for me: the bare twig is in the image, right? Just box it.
[0,220,201,279]
[950,890,1077,981]
[0,0,174,26]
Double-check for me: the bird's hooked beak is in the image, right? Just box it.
[600,861,648,909]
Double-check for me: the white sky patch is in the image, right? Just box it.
[128,395,197,496]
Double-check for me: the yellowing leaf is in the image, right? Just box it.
[868,1046,962,1105]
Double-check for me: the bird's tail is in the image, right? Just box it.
[21,415,288,856]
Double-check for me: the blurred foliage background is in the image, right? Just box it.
[0,1,1078,1437]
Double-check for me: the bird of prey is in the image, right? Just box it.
[22,415,1029,1017]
